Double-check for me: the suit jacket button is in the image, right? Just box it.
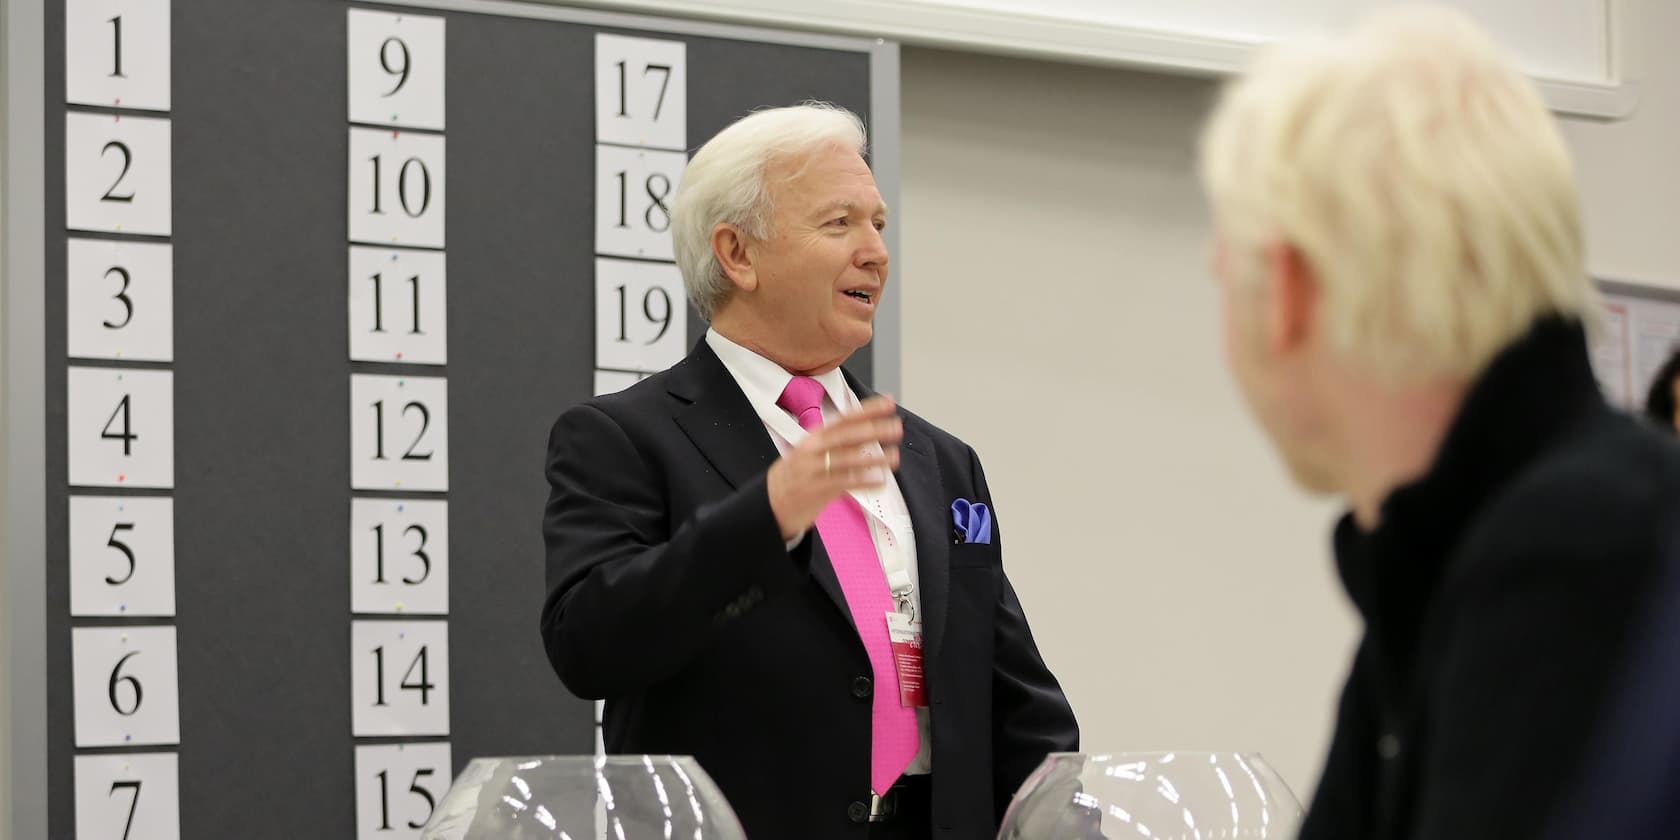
[852,676,873,699]
[848,801,869,823]
[1377,733,1401,760]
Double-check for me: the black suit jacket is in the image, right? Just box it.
[1298,319,1680,840]
[540,342,1078,839]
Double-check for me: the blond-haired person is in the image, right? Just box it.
[1199,7,1680,839]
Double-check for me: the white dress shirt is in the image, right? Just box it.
[705,328,932,775]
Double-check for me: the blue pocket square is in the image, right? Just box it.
[951,499,993,545]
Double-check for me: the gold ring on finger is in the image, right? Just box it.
[824,451,832,475]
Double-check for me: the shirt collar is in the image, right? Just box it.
[705,328,854,418]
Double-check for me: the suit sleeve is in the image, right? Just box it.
[970,447,1081,820]
[539,402,809,699]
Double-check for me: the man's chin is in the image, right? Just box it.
[834,320,874,351]
[1282,456,1338,497]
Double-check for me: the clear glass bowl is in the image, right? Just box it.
[998,751,1305,840]
[419,755,747,840]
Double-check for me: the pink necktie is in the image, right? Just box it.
[777,376,918,796]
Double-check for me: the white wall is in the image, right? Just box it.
[898,48,1355,795]
[894,0,1680,796]
[1561,0,1680,292]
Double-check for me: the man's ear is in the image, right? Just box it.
[712,223,758,293]
[1263,241,1319,354]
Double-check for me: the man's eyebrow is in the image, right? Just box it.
[811,199,890,219]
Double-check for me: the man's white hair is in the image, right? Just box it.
[672,102,868,321]
[1199,5,1594,383]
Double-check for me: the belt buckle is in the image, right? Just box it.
[868,789,899,823]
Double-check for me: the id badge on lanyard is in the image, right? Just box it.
[885,570,926,708]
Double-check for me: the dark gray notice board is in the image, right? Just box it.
[42,0,885,836]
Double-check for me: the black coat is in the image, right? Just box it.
[539,341,1079,839]
[1298,318,1680,840]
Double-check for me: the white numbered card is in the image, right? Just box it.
[66,0,171,110]
[593,368,651,397]
[69,495,175,617]
[66,112,171,236]
[348,247,447,365]
[351,498,448,615]
[72,625,179,747]
[74,753,180,840]
[1592,301,1632,407]
[67,238,172,362]
[595,258,687,374]
[355,742,452,840]
[350,374,448,492]
[595,145,686,261]
[351,620,450,737]
[347,9,445,130]
[595,34,686,151]
[349,127,445,249]
[67,367,173,489]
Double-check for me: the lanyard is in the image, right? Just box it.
[886,567,916,623]
[751,379,915,587]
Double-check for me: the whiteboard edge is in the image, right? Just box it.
[869,39,902,399]
[3,0,50,838]
[544,0,1641,119]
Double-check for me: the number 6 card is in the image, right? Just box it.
[72,625,180,748]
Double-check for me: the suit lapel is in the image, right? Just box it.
[668,342,780,491]
[896,423,951,680]
[671,341,853,624]
[845,373,952,678]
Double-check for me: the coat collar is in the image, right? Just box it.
[1335,318,1605,669]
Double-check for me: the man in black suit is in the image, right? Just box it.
[540,102,1077,840]
[1197,7,1680,840]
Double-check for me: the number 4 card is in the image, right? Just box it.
[67,367,173,489]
